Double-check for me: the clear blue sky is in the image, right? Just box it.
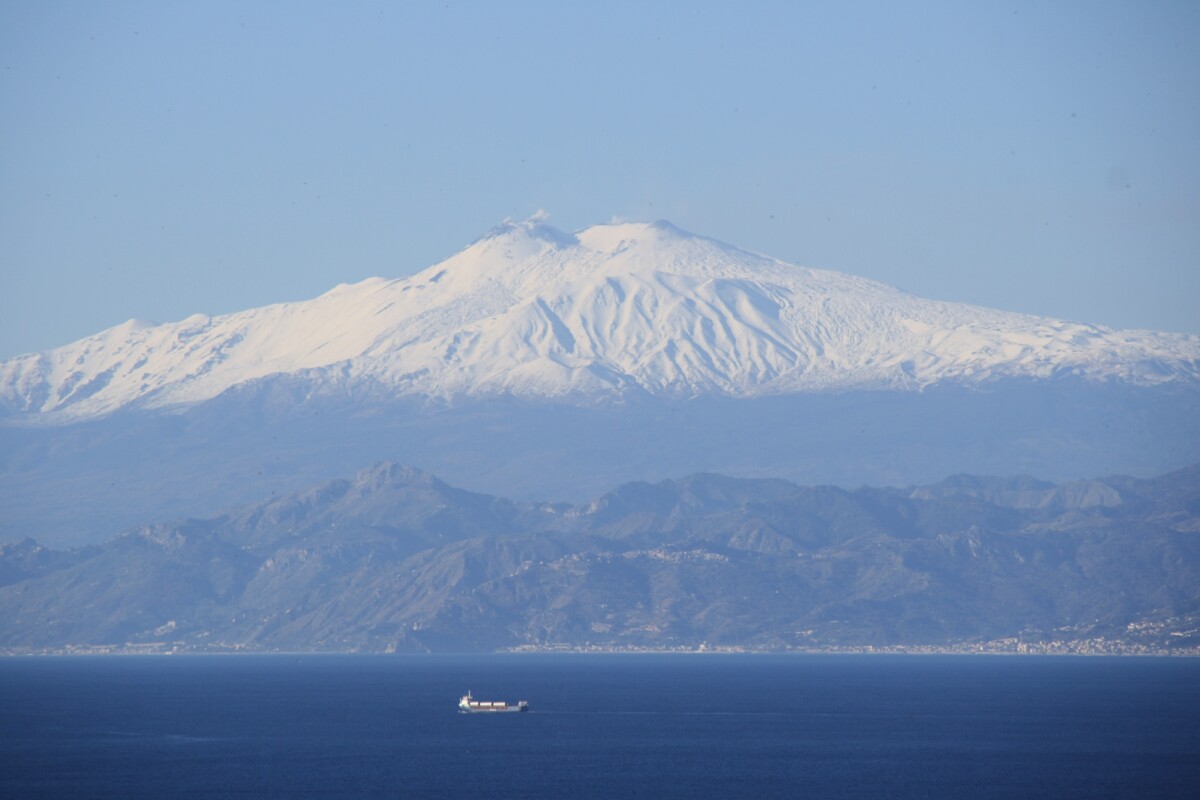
[2,0,1197,359]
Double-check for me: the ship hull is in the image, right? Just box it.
[458,693,529,713]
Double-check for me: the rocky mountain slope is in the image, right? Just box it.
[3,216,1197,423]
[3,462,1197,653]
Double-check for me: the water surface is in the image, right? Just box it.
[2,655,1197,798]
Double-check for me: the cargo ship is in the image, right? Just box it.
[458,691,529,713]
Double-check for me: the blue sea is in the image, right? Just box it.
[2,655,1198,799]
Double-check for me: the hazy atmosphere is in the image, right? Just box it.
[4,5,1200,797]
[2,0,1199,360]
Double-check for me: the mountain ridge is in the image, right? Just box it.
[4,216,1197,423]
[3,460,1197,654]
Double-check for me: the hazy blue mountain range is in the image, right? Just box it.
[3,462,1197,654]
[1,218,1197,547]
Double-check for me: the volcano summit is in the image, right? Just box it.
[2,215,1196,423]
[2,216,1198,546]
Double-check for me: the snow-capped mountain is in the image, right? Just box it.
[3,215,1198,422]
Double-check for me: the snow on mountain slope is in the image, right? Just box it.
[3,215,1198,423]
